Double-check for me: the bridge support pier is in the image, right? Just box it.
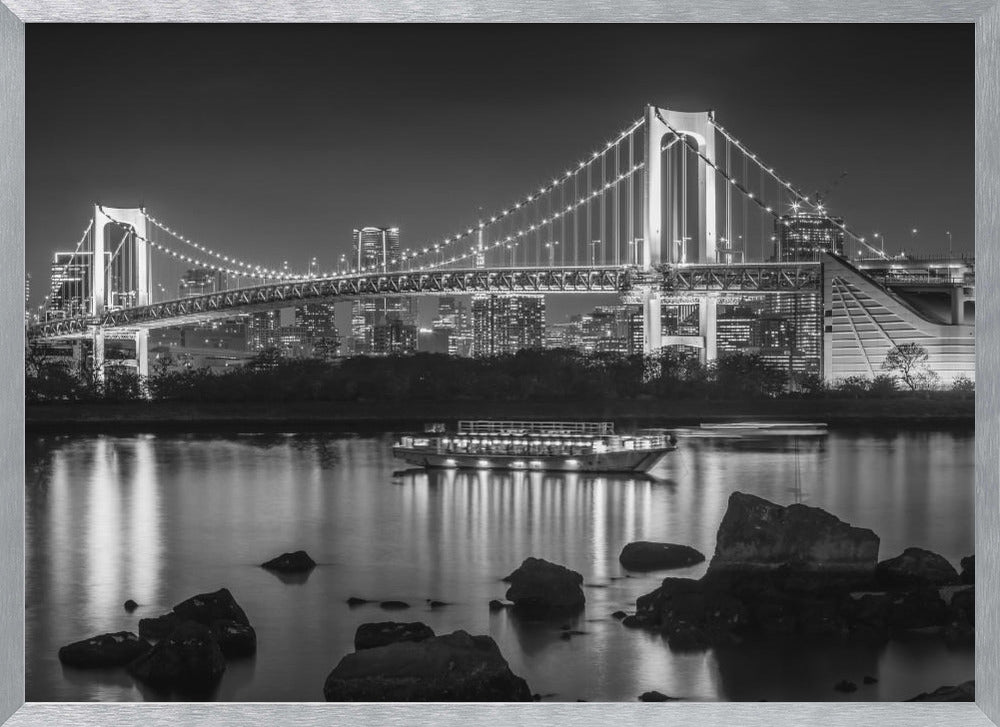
[699,296,718,363]
[643,288,663,354]
[950,288,966,325]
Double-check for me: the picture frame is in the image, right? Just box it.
[1,2,997,725]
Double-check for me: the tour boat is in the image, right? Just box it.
[393,420,677,474]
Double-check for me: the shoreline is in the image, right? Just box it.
[26,398,974,434]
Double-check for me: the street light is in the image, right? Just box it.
[545,240,560,267]
[873,232,886,257]
[589,239,602,266]
[673,236,691,264]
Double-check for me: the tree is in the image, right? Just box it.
[882,343,935,391]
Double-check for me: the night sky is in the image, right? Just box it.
[26,24,973,321]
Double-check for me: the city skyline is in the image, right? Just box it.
[26,24,973,321]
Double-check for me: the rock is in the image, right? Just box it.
[58,631,150,669]
[139,613,181,640]
[834,680,858,693]
[261,550,317,573]
[211,619,257,658]
[347,597,370,607]
[708,492,879,579]
[354,622,435,651]
[619,542,705,571]
[379,601,410,610]
[323,630,532,701]
[504,557,585,611]
[128,621,226,694]
[173,588,250,628]
[960,555,974,584]
[876,548,960,588]
[428,600,447,608]
[611,611,627,620]
[943,587,974,646]
[666,623,709,651]
[639,690,677,701]
[488,599,508,612]
[124,599,139,612]
[908,680,975,702]
[863,675,878,684]
[621,615,644,628]
[886,587,948,634]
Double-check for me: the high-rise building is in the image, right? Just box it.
[471,294,545,356]
[353,226,400,272]
[583,305,644,356]
[179,268,224,298]
[348,226,415,355]
[294,303,341,359]
[715,293,822,382]
[248,310,281,351]
[428,296,473,356]
[48,251,102,318]
[373,317,418,355]
[774,210,845,261]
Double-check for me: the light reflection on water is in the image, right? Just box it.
[25,428,973,702]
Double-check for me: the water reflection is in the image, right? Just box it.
[26,428,973,702]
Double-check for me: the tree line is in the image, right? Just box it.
[25,342,973,405]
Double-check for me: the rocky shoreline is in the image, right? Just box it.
[55,502,975,702]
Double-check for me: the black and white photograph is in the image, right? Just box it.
[22,23,975,703]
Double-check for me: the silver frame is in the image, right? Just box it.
[1,3,996,725]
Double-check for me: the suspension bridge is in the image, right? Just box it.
[27,104,975,383]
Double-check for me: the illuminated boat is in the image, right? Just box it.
[392,420,677,474]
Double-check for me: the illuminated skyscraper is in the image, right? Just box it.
[178,267,224,298]
[774,210,845,261]
[348,226,415,355]
[294,303,341,359]
[471,294,545,356]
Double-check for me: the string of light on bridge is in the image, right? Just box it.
[421,150,667,270]
[393,117,646,268]
[656,110,887,260]
[142,211,298,279]
[707,118,886,259]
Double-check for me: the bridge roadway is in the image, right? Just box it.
[29,263,825,339]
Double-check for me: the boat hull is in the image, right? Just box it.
[392,446,674,474]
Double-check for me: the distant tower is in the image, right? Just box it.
[471,295,545,356]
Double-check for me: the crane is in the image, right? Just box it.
[814,171,848,208]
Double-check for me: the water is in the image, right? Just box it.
[25,427,974,702]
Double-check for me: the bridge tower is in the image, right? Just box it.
[90,205,151,380]
[641,105,718,355]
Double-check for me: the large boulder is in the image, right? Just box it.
[173,588,250,627]
[211,620,257,658]
[354,622,435,651]
[504,557,585,611]
[876,548,959,588]
[128,621,226,694]
[943,587,974,646]
[139,613,180,640]
[323,630,532,701]
[908,681,975,702]
[708,493,879,579]
[960,555,974,584]
[261,550,316,573]
[619,542,705,571]
[58,631,150,669]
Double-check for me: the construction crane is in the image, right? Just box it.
[814,171,848,208]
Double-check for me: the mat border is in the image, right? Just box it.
[1,3,997,725]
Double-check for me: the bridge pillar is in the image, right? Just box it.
[642,288,663,354]
[91,327,105,384]
[698,296,718,363]
[92,205,150,313]
[643,105,717,268]
[136,329,149,379]
[950,288,966,325]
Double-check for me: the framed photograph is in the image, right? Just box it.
[2,3,998,726]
